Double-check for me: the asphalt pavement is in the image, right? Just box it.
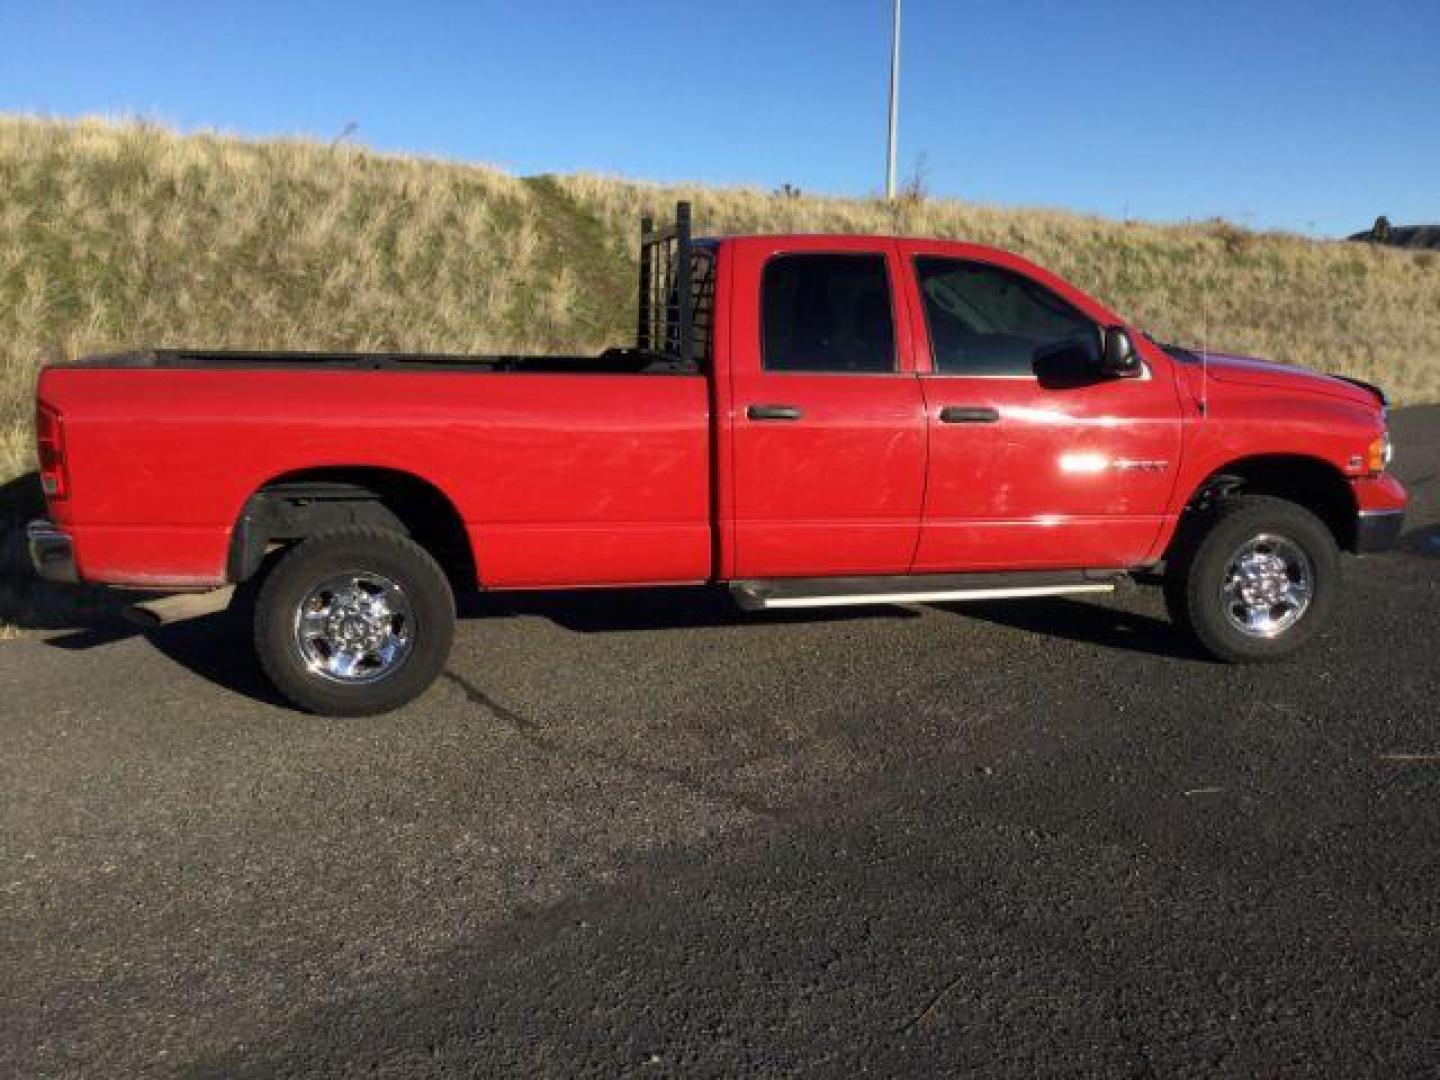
[3,408,1438,1077]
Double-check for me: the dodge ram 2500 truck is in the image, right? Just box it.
[28,203,1407,715]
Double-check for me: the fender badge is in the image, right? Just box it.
[1111,459,1170,472]
[1060,454,1170,474]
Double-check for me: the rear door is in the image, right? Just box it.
[898,242,1182,571]
[725,239,928,578]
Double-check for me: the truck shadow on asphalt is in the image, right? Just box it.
[45,612,294,709]
[38,587,918,709]
[38,585,1207,711]
[461,586,1212,664]
[945,598,1210,662]
[474,587,1209,662]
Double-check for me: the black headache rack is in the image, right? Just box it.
[637,200,711,370]
[66,202,713,375]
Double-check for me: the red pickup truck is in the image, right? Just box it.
[29,203,1406,715]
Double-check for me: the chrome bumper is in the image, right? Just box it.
[27,519,79,584]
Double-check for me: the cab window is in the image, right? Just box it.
[914,257,1098,376]
[762,254,896,373]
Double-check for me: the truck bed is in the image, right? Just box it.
[37,361,713,590]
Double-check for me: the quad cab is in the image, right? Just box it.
[28,203,1406,714]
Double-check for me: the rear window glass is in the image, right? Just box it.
[762,254,896,373]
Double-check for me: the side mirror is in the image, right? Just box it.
[1098,326,1143,378]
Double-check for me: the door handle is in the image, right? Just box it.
[939,406,1000,424]
[747,404,803,421]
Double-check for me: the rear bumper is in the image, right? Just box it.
[26,519,79,583]
[1355,509,1405,554]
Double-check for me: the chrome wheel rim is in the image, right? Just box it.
[1221,533,1313,639]
[292,571,415,684]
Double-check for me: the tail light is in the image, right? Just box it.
[36,403,69,500]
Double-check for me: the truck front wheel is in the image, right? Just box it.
[253,527,456,715]
[1164,494,1339,663]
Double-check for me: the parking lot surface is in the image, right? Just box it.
[3,408,1437,1077]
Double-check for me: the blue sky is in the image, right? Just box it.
[2,0,1435,236]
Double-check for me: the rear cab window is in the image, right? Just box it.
[762,254,896,373]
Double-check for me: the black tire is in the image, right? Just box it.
[254,527,455,716]
[1164,494,1339,663]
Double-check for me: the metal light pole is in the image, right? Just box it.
[886,0,901,199]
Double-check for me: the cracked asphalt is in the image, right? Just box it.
[2,407,1438,1077]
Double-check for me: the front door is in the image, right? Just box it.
[726,241,928,578]
[898,245,1182,571]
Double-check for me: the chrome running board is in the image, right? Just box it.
[730,571,1121,612]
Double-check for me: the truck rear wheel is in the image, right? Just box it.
[1164,494,1338,663]
[254,527,456,716]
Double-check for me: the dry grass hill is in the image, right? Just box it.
[4,115,1439,482]
[1,115,1437,626]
